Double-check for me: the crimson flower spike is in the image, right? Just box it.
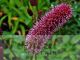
[25,3,72,54]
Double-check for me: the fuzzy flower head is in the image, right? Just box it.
[25,3,72,54]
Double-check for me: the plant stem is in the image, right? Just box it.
[32,54,36,60]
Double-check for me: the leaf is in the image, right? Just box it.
[11,19,19,34]
[0,15,7,27]
[8,13,12,28]
[62,35,70,44]
[13,35,25,43]
[71,35,80,44]
[20,25,26,35]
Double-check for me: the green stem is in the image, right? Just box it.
[32,54,36,60]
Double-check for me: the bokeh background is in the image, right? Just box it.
[0,0,80,60]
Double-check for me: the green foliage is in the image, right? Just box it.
[0,35,80,60]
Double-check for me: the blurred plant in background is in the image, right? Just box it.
[0,35,80,60]
[0,0,80,60]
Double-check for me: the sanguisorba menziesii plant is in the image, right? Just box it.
[25,3,72,54]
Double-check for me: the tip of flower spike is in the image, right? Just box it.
[53,3,72,19]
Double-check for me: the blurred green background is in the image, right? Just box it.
[0,35,80,60]
[0,0,80,60]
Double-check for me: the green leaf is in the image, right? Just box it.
[11,19,19,34]
[0,15,7,27]
[71,35,80,44]
[20,25,25,35]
